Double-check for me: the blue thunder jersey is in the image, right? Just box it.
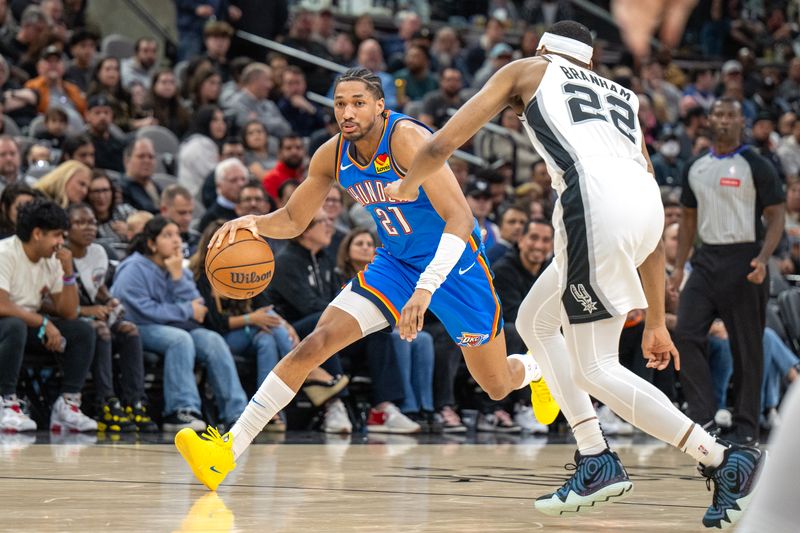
[334,111,504,347]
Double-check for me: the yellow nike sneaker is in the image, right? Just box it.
[530,376,560,425]
[175,427,236,491]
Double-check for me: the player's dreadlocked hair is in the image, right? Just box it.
[333,67,385,100]
[548,20,593,47]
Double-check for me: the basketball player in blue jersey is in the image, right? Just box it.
[174,67,559,492]
[386,20,765,530]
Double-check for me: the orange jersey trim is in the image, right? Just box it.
[357,270,400,322]
[476,255,501,339]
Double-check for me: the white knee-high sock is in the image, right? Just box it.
[515,264,605,455]
[230,372,295,460]
[563,316,726,463]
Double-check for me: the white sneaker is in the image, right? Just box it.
[513,404,549,434]
[0,395,37,432]
[50,395,98,433]
[597,405,633,436]
[322,399,352,434]
[367,403,421,434]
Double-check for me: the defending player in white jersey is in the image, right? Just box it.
[386,20,764,529]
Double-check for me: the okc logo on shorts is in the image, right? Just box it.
[570,283,598,314]
[374,153,391,173]
[456,332,489,347]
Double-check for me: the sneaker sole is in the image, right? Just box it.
[535,481,634,516]
[705,451,768,530]
[367,426,421,434]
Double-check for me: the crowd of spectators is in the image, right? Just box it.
[0,0,799,443]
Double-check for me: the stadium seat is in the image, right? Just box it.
[101,34,135,59]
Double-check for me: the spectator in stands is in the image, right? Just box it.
[663,197,682,228]
[0,135,21,195]
[383,11,422,69]
[177,104,226,198]
[465,178,499,250]
[61,133,95,168]
[188,65,222,111]
[225,63,291,137]
[778,119,800,180]
[175,0,237,61]
[430,27,466,77]
[201,137,246,208]
[487,204,529,263]
[201,21,233,82]
[262,133,305,202]
[652,133,685,188]
[235,178,283,255]
[676,106,708,161]
[120,37,158,91]
[85,95,125,172]
[281,6,333,96]
[419,68,465,130]
[778,111,796,137]
[32,160,90,208]
[0,181,35,238]
[683,68,716,111]
[394,44,438,107]
[89,56,152,132]
[89,169,136,250]
[752,112,785,180]
[25,45,86,126]
[277,66,325,138]
[146,69,190,138]
[198,158,247,233]
[0,54,38,129]
[242,120,275,178]
[754,76,790,120]
[276,179,298,208]
[492,219,554,432]
[779,57,800,108]
[464,17,505,77]
[521,0,573,25]
[34,107,68,157]
[65,203,157,433]
[112,215,248,432]
[125,210,152,241]
[337,227,434,428]
[642,58,682,124]
[323,185,349,249]
[63,27,98,92]
[0,199,96,433]
[160,184,199,258]
[122,138,161,214]
[23,142,52,176]
[0,5,47,77]
[330,32,357,68]
[476,107,541,184]
[473,42,514,89]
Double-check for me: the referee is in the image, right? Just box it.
[670,97,785,445]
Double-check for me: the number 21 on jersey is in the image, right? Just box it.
[374,206,412,236]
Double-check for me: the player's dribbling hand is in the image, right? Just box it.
[210,215,260,248]
[385,180,419,203]
[642,325,680,371]
[398,289,432,341]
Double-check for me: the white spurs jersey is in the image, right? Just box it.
[519,54,648,192]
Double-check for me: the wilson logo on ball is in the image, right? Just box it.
[229,271,272,284]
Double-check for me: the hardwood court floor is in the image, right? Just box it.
[1,434,714,532]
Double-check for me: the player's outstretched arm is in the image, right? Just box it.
[210,138,337,248]
[638,240,680,371]
[386,62,528,202]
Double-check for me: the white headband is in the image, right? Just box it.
[537,32,593,64]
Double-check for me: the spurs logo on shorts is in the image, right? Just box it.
[569,284,598,314]
[457,332,489,347]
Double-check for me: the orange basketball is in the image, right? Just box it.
[205,229,275,300]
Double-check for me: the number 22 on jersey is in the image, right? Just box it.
[563,83,637,144]
[374,206,412,236]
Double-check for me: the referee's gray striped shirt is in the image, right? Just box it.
[681,146,784,244]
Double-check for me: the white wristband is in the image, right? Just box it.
[415,233,467,295]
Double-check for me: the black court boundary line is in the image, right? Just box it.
[0,475,708,509]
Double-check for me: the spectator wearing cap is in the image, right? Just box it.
[393,43,438,106]
[85,94,125,173]
[465,178,499,250]
[277,66,325,137]
[225,62,292,137]
[473,42,513,89]
[0,5,47,77]
[121,38,158,91]
[24,45,86,120]
[652,133,685,188]
[203,21,233,83]
[64,28,99,93]
[122,138,161,214]
[751,112,786,181]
